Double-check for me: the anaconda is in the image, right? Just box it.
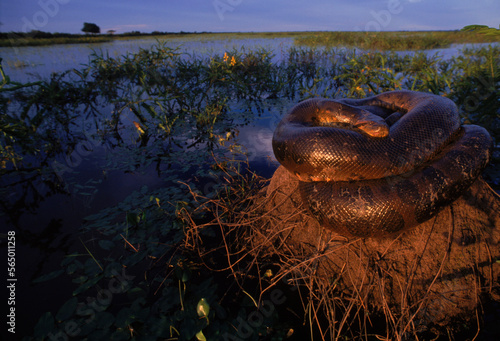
[272,90,492,238]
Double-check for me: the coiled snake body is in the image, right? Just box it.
[272,90,492,238]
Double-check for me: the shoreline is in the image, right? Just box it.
[1,30,499,49]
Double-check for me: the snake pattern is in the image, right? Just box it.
[272,90,492,238]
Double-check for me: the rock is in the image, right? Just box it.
[252,165,500,336]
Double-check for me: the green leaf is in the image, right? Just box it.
[73,275,102,296]
[33,269,64,283]
[127,286,146,301]
[79,318,98,337]
[86,328,111,340]
[84,257,103,276]
[98,239,114,250]
[73,275,87,284]
[126,212,139,225]
[123,250,147,267]
[55,297,78,322]
[61,254,79,266]
[95,311,115,329]
[196,298,210,319]
[110,329,129,341]
[115,307,134,328]
[33,312,55,338]
[66,263,79,275]
[104,262,122,278]
[195,330,207,341]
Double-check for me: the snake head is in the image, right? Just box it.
[317,100,390,138]
[355,119,389,138]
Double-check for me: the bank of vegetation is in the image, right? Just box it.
[1,25,500,49]
[295,26,500,50]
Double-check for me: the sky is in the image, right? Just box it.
[0,0,499,34]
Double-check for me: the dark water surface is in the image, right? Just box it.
[1,38,289,336]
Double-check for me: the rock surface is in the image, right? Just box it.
[252,165,500,334]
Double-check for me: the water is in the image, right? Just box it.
[0,36,295,339]
[0,36,296,83]
[2,36,496,83]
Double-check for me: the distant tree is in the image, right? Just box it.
[123,31,141,36]
[461,24,500,36]
[461,24,489,32]
[82,22,100,34]
[107,29,116,35]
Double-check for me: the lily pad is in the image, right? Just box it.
[33,312,55,338]
[55,297,78,322]
[33,269,64,283]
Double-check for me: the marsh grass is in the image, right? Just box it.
[4,29,499,49]
[295,30,500,50]
[0,34,112,47]
[1,41,499,339]
[1,31,304,47]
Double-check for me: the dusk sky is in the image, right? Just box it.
[1,0,499,34]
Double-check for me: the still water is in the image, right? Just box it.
[1,36,290,339]
[1,36,494,82]
[1,36,296,83]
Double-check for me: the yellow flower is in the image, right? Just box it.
[230,56,236,66]
[223,52,229,62]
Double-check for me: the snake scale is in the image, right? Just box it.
[272,90,492,238]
